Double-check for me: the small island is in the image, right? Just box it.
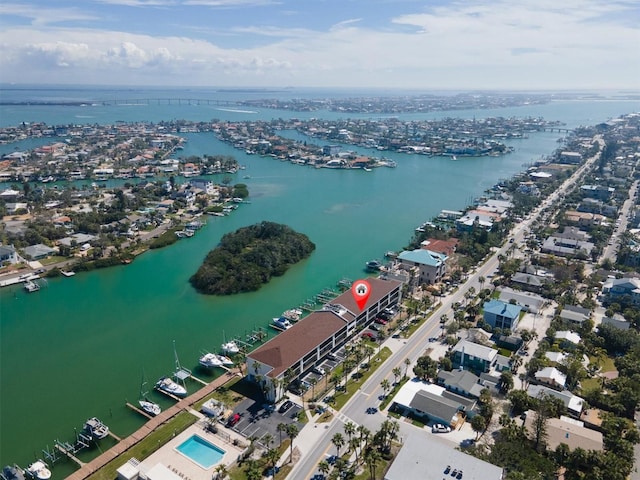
[190,221,315,294]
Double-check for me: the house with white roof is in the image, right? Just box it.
[527,384,584,417]
[602,277,640,305]
[545,351,568,364]
[555,331,581,347]
[396,248,447,285]
[534,367,566,389]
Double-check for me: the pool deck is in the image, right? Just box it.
[66,370,242,480]
[140,419,245,479]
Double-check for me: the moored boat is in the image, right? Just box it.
[281,308,303,322]
[365,260,382,271]
[155,376,187,397]
[221,340,240,355]
[272,317,292,330]
[24,281,40,293]
[139,398,161,416]
[26,461,50,480]
[83,417,109,440]
[2,465,26,480]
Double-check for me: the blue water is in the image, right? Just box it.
[176,435,225,469]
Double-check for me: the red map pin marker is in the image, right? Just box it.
[351,280,371,311]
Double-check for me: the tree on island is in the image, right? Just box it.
[190,221,315,295]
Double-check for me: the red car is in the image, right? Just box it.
[374,318,388,325]
[227,413,241,427]
[361,332,376,340]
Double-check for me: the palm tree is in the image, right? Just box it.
[277,422,286,444]
[380,378,391,397]
[310,377,318,401]
[318,460,330,477]
[364,447,381,480]
[344,421,356,444]
[266,447,279,476]
[478,275,485,290]
[245,459,261,480]
[262,433,274,449]
[286,423,299,463]
[357,425,371,450]
[332,432,345,457]
[392,367,401,385]
[349,437,360,461]
[403,357,411,378]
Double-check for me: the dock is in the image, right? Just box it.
[107,431,122,442]
[188,374,208,386]
[55,443,86,467]
[154,387,181,402]
[125,402,153,420]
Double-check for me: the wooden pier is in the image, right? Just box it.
[188,374,208,386]
[154,387,182,402]
[55,443,86,467]
[107,431,122,442]
[125,402,153,420]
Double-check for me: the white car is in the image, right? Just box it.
[312,366,326,375]
[432,423,451,433]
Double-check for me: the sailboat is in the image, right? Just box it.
[138,370,161,416]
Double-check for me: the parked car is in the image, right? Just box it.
[227,413,241,427]
[366,407,378,414]
[374,317,388,325]
[312,366,326,375]
[361,332,376,340]
[278,400,293,413]
[432,423,451,433]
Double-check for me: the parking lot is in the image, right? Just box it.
[228,396,304,447]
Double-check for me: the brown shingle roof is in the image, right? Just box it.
[249,277,401,378]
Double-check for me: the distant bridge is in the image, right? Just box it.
[0,98,240,107]
[541,127,573,133]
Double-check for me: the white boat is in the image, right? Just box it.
[139,398,161,416]
[221,340,240,355]
[363,167,372,172]
[26,461,50,480]
[272,317,292,330]
[138,371,161,416]
[83,417,109,440]
[217,354,234,366]
[24,281,40,293]
[155,376,187,397]
[199,352,224,368]
[282,308,303,322]
[60,270,75,277]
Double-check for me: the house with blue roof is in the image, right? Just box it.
[397,248,448,285]
[483,299,522,331]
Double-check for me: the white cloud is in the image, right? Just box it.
[0,3,97,25]
[0,0,638,88]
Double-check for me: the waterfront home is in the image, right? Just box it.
[22,243,56,261]
[482,299,522,331]
[0,245,18,264]
[246,278,402,401]
[420,238,458,257]
[396,248,448,285]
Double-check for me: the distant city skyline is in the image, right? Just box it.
[0,0,638,89]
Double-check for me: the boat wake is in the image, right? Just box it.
[216,108,258,114]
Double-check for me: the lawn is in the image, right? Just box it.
[334,347,392,410]
[228,439,291,480]
[379,377,408,411]
[194,377,255,411]
[87,411,197,480]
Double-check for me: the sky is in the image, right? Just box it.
[0,0,639,89]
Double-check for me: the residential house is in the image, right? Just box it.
[602,277,640,305]
[581,184,615,201]
[483,299,522,331]
[22,243,56,260]
[437,369,484,398]
[545,351,568,364]
[559,305,591,327]
[396,249,447,285]
[600,314,631,330]
[510,271,549,293]
[523,413,603,452]
[391,379,475,428]
[0,245,18,264]
[555,331,581,347]
[526,384,584,417]
[420,238,459,257]
[541,236,594,257]
[534,367,567,390]
[497,287,546,314]
[559,151,583,164]
[451,340,498,374]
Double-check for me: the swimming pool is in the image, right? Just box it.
[175,434,226,469]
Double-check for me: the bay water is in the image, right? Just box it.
[0,86,638,473]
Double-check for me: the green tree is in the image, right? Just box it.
[286,423,299,463]
[380,378,391,397]
[332,432,345,457]
[471,414,486,440]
